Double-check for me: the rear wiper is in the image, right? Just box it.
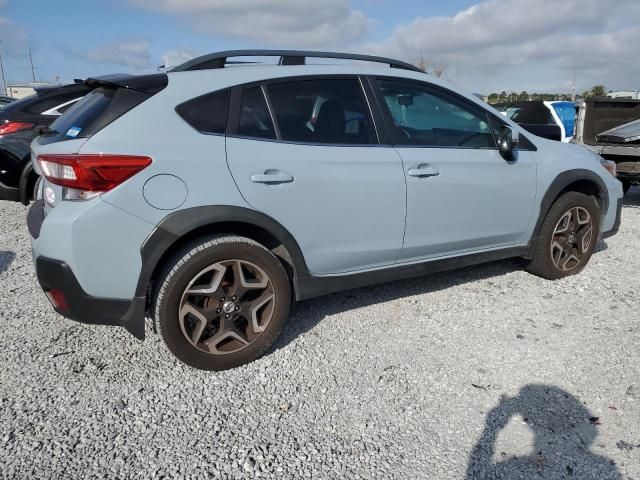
[38,126,58,136]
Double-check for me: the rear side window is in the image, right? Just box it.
[176,89,230,135]
[237,87,276,140]
[45,87,151,144]
[266,78,376,145]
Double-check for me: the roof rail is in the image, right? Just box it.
[170,49,423,73]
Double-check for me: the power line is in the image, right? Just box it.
[0,51,6,96]
[29,48,36,82]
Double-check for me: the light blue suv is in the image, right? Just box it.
[28,50,623,370]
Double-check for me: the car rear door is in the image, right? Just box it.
[371,77,537,262]
[225,76,406,275]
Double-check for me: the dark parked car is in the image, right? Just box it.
[0,95,17,109]
[0,83,88,203]
[495,100,577,143]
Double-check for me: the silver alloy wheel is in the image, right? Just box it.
[550,206,593,272]
[179,259,275,355]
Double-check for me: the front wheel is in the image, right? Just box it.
[525,192,600,280]
[154,235,291,370]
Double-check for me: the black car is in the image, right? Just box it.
[0,95,17,108]
[0,83,89,203]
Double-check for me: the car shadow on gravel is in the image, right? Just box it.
[465,384,622,479]
[622,186,640,208]
[0,250,16,275]
[274,258,521,351]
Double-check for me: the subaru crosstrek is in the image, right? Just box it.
[28,50,623,370]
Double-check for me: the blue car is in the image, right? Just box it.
[28,50,623,370]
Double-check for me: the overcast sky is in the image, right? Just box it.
[1,0,638,94]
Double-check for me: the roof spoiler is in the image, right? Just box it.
[83,73,168,94]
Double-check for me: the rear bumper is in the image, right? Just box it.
[35,256,146,339]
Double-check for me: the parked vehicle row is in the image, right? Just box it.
[25,50,623,370]
[0,83,89,203]
[496,100,578,143]
[574,98,640,194]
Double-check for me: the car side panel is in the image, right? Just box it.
[81,85,251,227]
[524,138,623,238]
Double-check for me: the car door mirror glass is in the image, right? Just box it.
[497,126,519,153]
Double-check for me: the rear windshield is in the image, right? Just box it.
[43,87,150,144]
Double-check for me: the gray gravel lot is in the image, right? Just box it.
[1,191,639,479]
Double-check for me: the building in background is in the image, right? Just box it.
[607,90,640,100]
[5,82,49,99]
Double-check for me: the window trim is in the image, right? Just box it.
[369,76,537,151]
[228,74,382,147]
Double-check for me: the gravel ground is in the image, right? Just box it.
[1,190,639,479]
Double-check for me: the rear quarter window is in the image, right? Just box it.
[175,89,230,135]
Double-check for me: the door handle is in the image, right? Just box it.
[407,164,439,178]
[250,170,294,184]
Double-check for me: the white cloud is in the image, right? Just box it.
[127,0,370,48]
[362,0,640,92]
[84,39,153,69]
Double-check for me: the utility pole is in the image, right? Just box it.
[571,58,576,101]
[0,50,7,96]
[28,48,36,82]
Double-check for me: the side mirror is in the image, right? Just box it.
[497,126,519,153]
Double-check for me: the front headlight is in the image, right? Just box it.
[600,158,617,177]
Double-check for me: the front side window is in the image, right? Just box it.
[266,78,376,145]
[378,80,495,148]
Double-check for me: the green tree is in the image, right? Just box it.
[590,85,606,97]
[498,91,508,102]
[488,93,499,104]
[518,91,529,101]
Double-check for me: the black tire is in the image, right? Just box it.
[525,192,600,280]
[154,235,291,370]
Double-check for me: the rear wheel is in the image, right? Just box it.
[154,235,291,370]
[525,192,600,280]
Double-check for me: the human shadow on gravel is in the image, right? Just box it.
[466,384,621,479]
[0,250,16,275]
[273,258,521,351]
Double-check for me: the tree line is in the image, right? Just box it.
[486,85,607,104]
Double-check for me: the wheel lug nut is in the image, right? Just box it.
[220,297,225,302]
[232,296,237,301]
[235,306,240,311]
[216,309,221,313]
[225,314,230,319]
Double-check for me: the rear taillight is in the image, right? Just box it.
[37,154,152,200]
[46,288,69,311]
[0,121,36,135]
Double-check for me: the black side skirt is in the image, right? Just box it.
[294,246,529,301]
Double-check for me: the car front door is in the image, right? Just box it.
[225,77,406,275]
[372,78,537,262]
